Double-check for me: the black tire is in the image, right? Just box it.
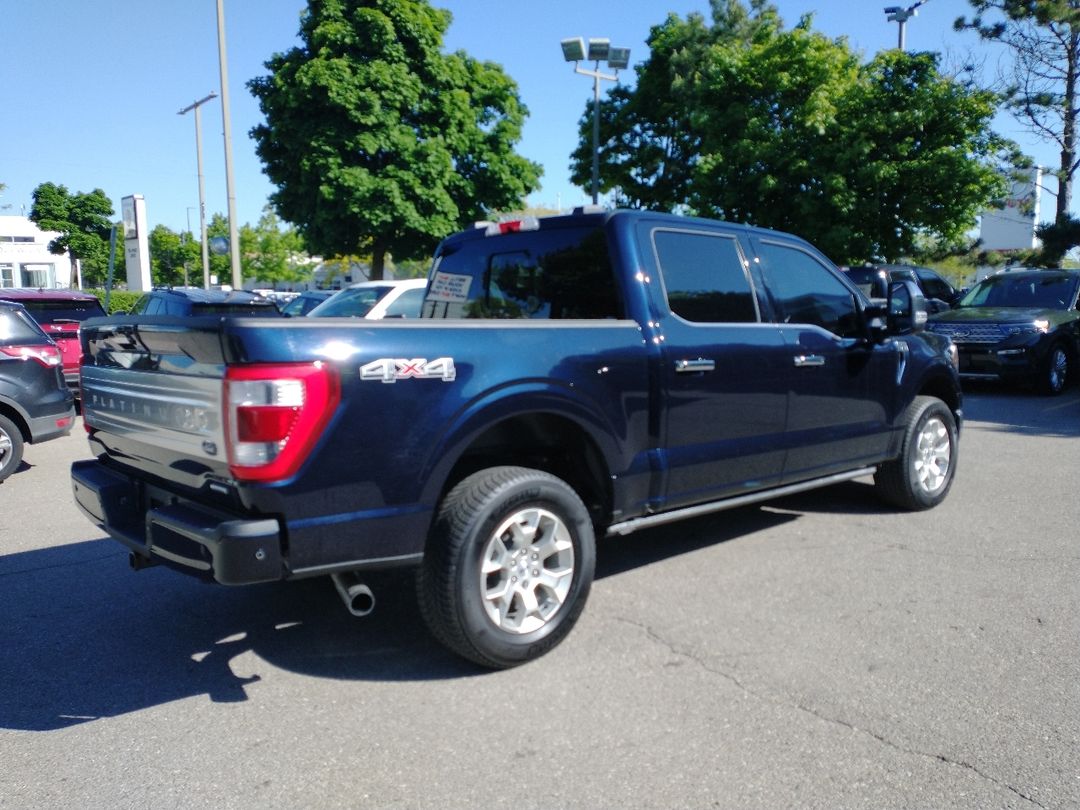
[0,414,25,483]
[417,466,596,669]
[1038,342,1070,395]
[875,396,957,511]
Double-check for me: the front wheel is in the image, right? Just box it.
[417,466,596,669]
[1038,343,1070,395]
[0,414,25,483]
[875,396,957,511]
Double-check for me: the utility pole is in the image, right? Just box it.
[178,93,217,290]
[216,0,242,290]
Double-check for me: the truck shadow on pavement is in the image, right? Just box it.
[0,499,826,731]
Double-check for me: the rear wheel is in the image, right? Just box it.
[1038,343,1070,395]
[875,396,957,511]
[0,414,25,483]
[418,466,595,669]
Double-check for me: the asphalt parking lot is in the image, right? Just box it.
[1,386,1078,809]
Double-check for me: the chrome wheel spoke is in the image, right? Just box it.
[480,506,575,635]
[913,418,950,493]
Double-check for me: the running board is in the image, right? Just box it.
[605,467,877,537]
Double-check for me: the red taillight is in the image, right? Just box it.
[224,362,340,482]
[0,344,63,368]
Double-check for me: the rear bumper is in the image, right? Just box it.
[71,460,284,585]
[28,403,76,443]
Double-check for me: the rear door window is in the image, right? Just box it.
[653,229,758,323]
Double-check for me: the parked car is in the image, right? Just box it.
[0,301,76,481]
[278,289,334,317]
[308,279,427,319]
[927,268,1080,394]
[0,289,106,395]
[72,208,960,668]
[842,264,962,314]
[127,288,282,317]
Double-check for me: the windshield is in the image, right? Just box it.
[16,299,106,323]
[309,286,394,317]
[958,273,1078,310]
[280,294,327,316]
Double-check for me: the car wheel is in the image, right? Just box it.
[1038,343,1070,395]
[875,396,957,511]
[0,414,25,483]
[417,466,595,669]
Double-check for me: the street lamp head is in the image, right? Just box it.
[587,37,610,62]
[884,6,901,12]
[607,47,631,71]
[561,37,585,62]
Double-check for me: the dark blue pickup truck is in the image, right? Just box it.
[71,209,962,668]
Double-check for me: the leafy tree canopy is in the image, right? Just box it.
[28,182,115,285]
[248,0,541,279]
[149,224,199,288]
[240,206,309,285]
[147,209,310,288]
[574,0,1010,263]
[956,0,1080,262]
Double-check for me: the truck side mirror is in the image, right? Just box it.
[887,280,928,334]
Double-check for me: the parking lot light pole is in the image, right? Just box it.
[884,1,926,51]
[178,92,217,290]
[216,0,243,291]
[561,37,630,206]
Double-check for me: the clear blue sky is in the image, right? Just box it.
[0,0,1059,235]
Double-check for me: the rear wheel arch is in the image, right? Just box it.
[0,412,26,481]
[433,412,614,530]
[0,401,30,443]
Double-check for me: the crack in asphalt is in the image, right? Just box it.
[615,615,1048,809]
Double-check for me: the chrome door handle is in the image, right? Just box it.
[793,354,826,367]
[675,358,716,373]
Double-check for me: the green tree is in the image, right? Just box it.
[28,182,114,287]
[829,51,1008,261]
[575,1,1008,263]
[240,206,309,285]
[249,0,541,280]
[148,224,199,287]
[571,0,781,208]
[956,1,1080,227]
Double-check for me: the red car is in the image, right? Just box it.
[0,289,106,395]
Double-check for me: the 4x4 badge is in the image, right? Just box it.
[359,357,457,384]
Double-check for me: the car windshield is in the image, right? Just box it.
[15,299,106,323]
[958,273,1078,310]
[280,295,316,316]
[309,286,394,317]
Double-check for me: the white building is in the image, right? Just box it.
[0,216,74,288]
[978,167,1042,252]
